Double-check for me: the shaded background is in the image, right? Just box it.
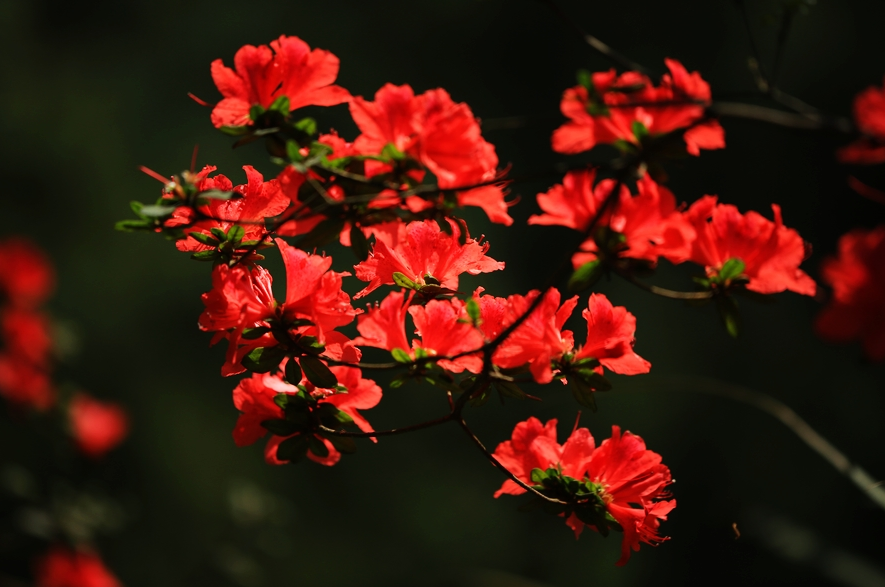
[1,0,884,585]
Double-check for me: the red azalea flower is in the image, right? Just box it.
[685,195,816,296]
[170,165,289,252]
[350,84,512,224]
[1,308,53,367]
[0,238,55,309]
[353,218,504,298]
[532,171,695,267]
[552,59,724,157]
[478,288,577,384]
[492,418,674,566]
[0,353,54,410]
[573,294,651,375]
[816,225,885,360]
[355,290,484,373]
[837,76,885,164]
[35,547,122,587]
[68,393,129,459]
[209,35,350,128]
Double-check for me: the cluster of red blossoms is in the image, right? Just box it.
[120,33,875,566]
[0,239,128,586]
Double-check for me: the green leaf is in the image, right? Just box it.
[188,232,219,246]
[285,360,303,385]
[308,435,329,458]
[632,120,650,143]
[571,379,598,412]
[300,356,338,388]
[241,326,271,340]
[269,95,291,116]
[210,227,227,241]
[465,297,481,325]
[530,468,549,484]
[114,219,152,232]
[323,432,357,454]
[381,142,406,161]
[293,117,317,135]
[716,295,741,338]
[249,104,266,121]
[275,434,310,463]
[139,205,177,218]
[261,419,300,436]
[718,258,746,283]
[392,272,418,289]
[241,345,286,373]
[227,224,245,245]
[391,348,412,363]
[349,224,370,262]
[219,125,249,136]
[568,259,604,293]
[494,380,526,400]
[130,200,145,215]
[190,250,218,261]
[576,69,593,91]
[197,189,234,201]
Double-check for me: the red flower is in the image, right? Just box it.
[210,35,350,128]
[353,219,504,298]
[815,225,885,360]
[1,308,53,367]
[492,418,674,566]
[0,354,54,410]
[35,547,122,587]
[478,288,577,384]
[573,294,651,375]
[531,171,695,267]
[0,238,55,309]
[355,290,484,373]
[68,393,129,458]
[170,166,289,252]
[233,345,380,466]
[552,59,724,157]
[685,195,816,296]
[350,84,511,225]
[837,77,885,164]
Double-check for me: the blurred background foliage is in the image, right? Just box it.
[1,0,884,585]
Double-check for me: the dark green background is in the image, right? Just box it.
[1,0,884,585]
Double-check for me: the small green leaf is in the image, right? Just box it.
[716,295,741,338]
[381,142,406,161]
[190,250,219,261]
[130,201,145,215]
[391,348,412,363]
[632,120,650,143]
[275,434,310,463]
[576,69,593,91]
[466,297,481,325]
[227,224,245,245]
[188,232,219,246]
[718,258,746,283]
[210,227,227,241]
[285,360,303,385]
[114,219,152,232]
[269,95,291,116]
[392,272,418,289]
[300,356,338,389]
[293,117,317,135]
[241,345,286,373]
[197,189,234,201]
[530,468,549,484]
[139,205,177,218]
[249,104,266,121]
[568,259,604,293]
[494,380,526,400]
[261,419,300,436]
[308,435,329,458]
[323,432,357,454]
[219,125,249,136]
[241,326,271,340]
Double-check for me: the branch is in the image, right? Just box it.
[614,269,713,300]
[709,101,852,132]
[642,375,885,512]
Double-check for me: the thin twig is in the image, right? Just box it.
[640,376,885,511]
[615,269,713,300]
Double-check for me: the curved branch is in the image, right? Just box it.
[614,269,713,300]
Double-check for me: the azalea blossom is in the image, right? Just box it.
[837,76,885,164]
[350,84,512,224]
[168,165,289,253]
[573,294,651,375]
[816,225,885,360]
[0,237,55,309]
[353,218,504,298]
[552,59,724,157]
[68,393,129,459]
[685,195,816,296]
[35,547,122,587]
[492,417,674,566]
[210,35,350,128]
[531,171,695,267]
[354,290,484,373]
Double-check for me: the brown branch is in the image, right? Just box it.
[614,268,713,300]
